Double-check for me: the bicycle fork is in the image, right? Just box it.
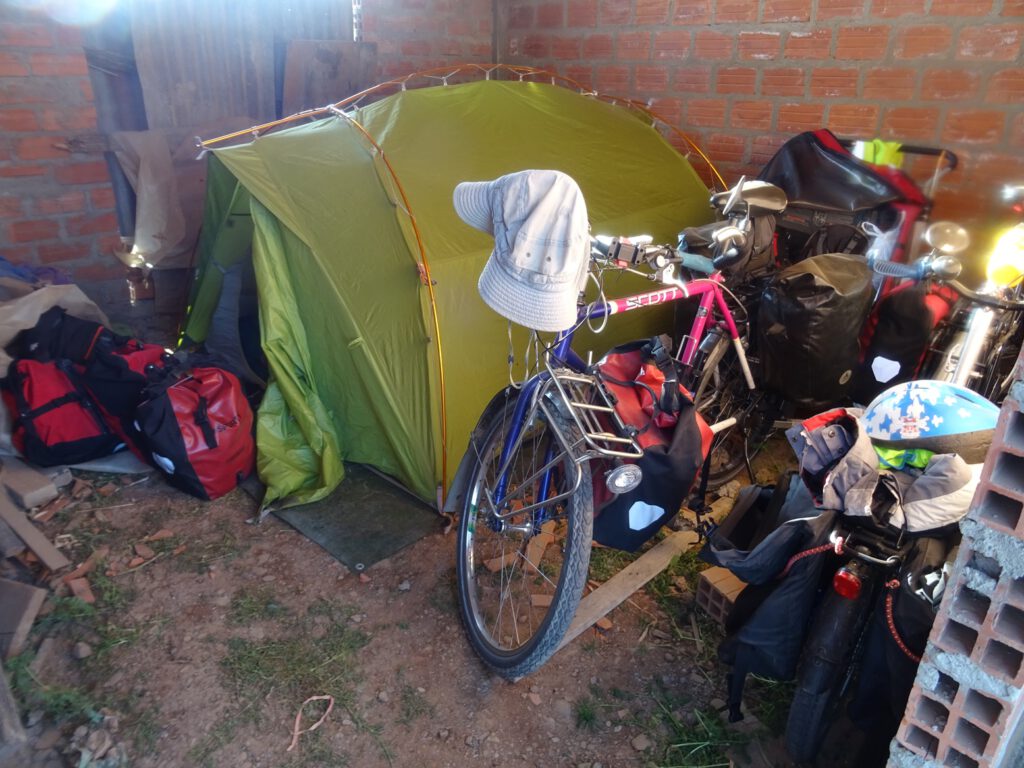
[673,278,755,393]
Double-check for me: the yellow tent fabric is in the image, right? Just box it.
[185,80,711,508]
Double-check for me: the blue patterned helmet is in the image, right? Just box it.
[863,380,1000,463]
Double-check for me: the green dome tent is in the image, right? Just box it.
[184,73,713,511]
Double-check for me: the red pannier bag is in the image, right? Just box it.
[590,338,713,551]
[2,360,121,466]
[134,367,255,500]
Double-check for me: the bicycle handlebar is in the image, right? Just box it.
[948,280,1024,311]
[868,258,925,281]
[836,137,959,172]
[868,256,1024,311]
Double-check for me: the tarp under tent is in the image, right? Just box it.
[184,69,714,511]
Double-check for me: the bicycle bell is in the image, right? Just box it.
[924,221,970,255]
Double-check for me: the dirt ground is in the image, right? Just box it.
[6,439,874,768]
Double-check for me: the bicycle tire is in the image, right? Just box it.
[455,392,593,679]
[786,661,845,764]
[785,586,874,763]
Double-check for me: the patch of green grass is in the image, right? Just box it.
[221,624,368,700]
[33,595,97,636]
[6,653,101,723]
[175,527,244,573]
[661,707,737,768]
[280,727,348,768]
[305,598,357,623]
[744,675,795,735]
[229,587,287,624]
[610,686,633,701]
[574,696,599,731]
[32,587,140,661]
[91,569,136,612]
[642,683,742,768]
[427,574,456,615]
[646,545,708,614]
[123,702,161,754]
[398,684,434,725]
[211,617,390,766]
[186,707,249,768]
[588,546,636,582]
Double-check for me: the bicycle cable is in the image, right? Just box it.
[584,264,612,335]
[686,277,751,325]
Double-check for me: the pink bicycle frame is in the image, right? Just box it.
[593,271,755,390]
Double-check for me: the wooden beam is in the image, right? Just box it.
[558,530,699,650]
[0,489,69,572]
[0,578,46,658]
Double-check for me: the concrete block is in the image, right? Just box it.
[0,457,58,509]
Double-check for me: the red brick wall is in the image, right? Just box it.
[362,0,494,79]
[501,0,1024,238]
[0,8,122,304]
[0,1,498,312]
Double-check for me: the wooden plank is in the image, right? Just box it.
[558,530,699,650]
[282,40,378,115]
[522,520,556,575]
[0,520,23,559]
[483,552,517,573]
[0,578,46,659]
[0,489,70,572]
[531,594,553,609]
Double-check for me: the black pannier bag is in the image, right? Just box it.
[699,472,837,722]
[850,283,958,405]
[847,535,956,739]
[759,129,919,265]
[758,252,874,411]
[590,338,711,551]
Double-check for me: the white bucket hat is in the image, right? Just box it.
[453,169,590,333]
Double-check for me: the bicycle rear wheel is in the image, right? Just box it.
[456,392,593,679]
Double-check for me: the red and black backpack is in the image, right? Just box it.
[2,359,122,466]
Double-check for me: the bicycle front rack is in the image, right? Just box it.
[544,360,644,461]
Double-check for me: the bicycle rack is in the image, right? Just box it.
[544,361,644,461]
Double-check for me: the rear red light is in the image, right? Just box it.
[832,568,862,600]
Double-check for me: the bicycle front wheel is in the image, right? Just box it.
[456,392,593,679]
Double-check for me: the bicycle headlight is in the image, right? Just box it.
[606,463,642,495]
[986,223,1024,288]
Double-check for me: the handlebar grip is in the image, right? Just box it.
[677,251,715,275]
[835,137,959,171]
[949,280,1024,311]
[869,259,923,280]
